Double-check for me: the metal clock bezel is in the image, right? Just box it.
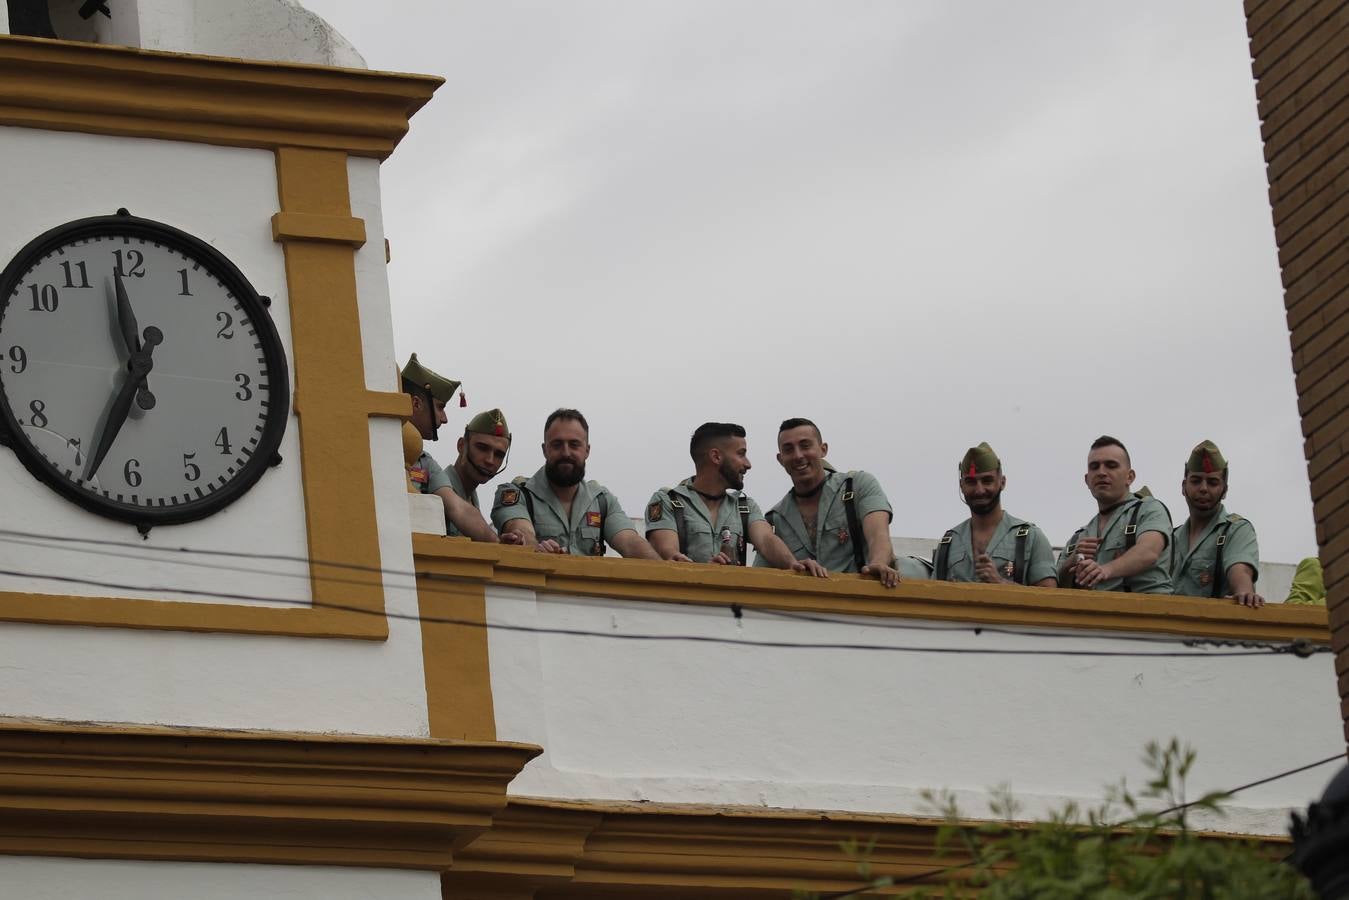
[0,211,291,530]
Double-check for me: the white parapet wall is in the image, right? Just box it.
[486,583,1340,836]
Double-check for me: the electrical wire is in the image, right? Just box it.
[818,752,1346,898]
[0,529,1326,658]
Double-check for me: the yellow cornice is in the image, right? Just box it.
[0,34,441,158]
[0,717,540,869]
[412,535,1331,644]
[447,796,1290,896]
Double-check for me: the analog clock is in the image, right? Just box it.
[0,211,289,530]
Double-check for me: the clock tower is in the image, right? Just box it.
[0,4,538,898]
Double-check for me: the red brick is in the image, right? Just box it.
[1286,265,1348,332]
[1293,342,1349,398]
[1293,316,1349,373]
[1301,379,1349,439]
[1250,0,1319,53]
[1279,215,1349,283]
[1281,241,1349,300]
[1272,157,1349,228]
[1260,19,1349,110]
[1265,95,1349,181]
[1276,182,1349,256]
[1261,57,1349,148]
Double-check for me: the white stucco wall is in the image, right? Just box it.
[1,857,439,900]
[488,586,1342,835]
[0,127,430,737]
[2,0,365,68]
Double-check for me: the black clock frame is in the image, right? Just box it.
[0,210,290,530]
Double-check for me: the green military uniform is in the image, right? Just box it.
[401,353,461,496]
[644,479,767,564]
[935,443,1056,585]
[754,467,892,573]
[935,514,1057,584]
[1058,494,1173,593]
[1169,441,1258,598]
[438,465,479,538]
[492,467,635,556]
[1170,505,1258,598]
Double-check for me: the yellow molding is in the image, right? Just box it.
[0,717,540,869]
[420,577,497,742]
[271,210,367,246]
[0,35,441,159]
[412,535,1331,644]
[447,797,1291,896]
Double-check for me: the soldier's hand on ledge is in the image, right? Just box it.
[1229,591,1265,609]
[861,563,900,588]
[500,531,525,545]
[792,559,830,579]
[535,539,565,554]
[669,552,694,563]
[1075,559,1112,589]
[710,552,734,565]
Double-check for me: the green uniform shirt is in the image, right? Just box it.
[1058,496,1173,593]
[439,465,481,538]
[1169,506,1259,598]
[935,513,1057,585]
[413,450,452,495]
[644,478,767,563]
[754,469,892,573]
[491,466,635,556]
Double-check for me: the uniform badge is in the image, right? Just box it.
[501,488,519,506]
[409,467,428,484]
[586,511,603,527]
[1003,561,1015,578]
[591,540,605,556]
[837,528,849,544]
[647,502,663,522]
[1199,570,1212,586]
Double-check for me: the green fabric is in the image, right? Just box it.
[1185,439,1227,474]
[415,451,452,495]
[897,555,933,580]
[935,513,1057,584]
[400,353,460,405]
[644,478,766,563]
[1058,496,1173,593]
[1285,557,1326,605]
[959,442,1001,475]
[439,465,479,538]
[491,466,635,555]
[466,408,509,438]
[1169,506,1259,598]
[754,469,892,573]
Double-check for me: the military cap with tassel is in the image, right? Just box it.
[400,353,462,406]
[1185,439,1227,475]
[959,442,1001,476]
[466,408,511,439]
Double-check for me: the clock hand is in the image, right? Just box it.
[84,326,161,482]
[113,271,140,354]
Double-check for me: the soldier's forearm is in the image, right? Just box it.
[1226,563,1258,596]
[1102,534,1164,581]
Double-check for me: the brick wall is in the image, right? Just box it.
[1245,0,1349,745]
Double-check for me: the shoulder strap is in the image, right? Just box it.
[511,475,536,522]
[596,489,609,555]
[1210,520,1234,598]
[1119,500,1145,593]
[1012,524,1031,585]
[842,475,866,570]
[934,529,956,581]
[737,494,750,566]
[666,489,689,555]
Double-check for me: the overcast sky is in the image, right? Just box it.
[302,0,1315,563]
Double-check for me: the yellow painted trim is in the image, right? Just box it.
[271,210,367,246]
[419,574,497,741]
[0,35,441,159]
[0,130,415,640]
[446,796,1290,896]
[0,718,539,869]
[413,535,1331,644]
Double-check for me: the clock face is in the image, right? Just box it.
[0,213,290,528]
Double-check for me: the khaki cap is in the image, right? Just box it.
[1185,440,1228,475]
[959,442,1001,476]
[466,408,510,439]
[401,353,460,405]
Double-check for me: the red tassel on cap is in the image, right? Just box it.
[459,390,467,408]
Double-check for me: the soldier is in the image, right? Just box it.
[401,354,496,542]
[755,417,900,587]
[1057,435,1172,593]
[439,408,513,541]
[932,443,1057,587]
[645,422,828,576]
[1170,440,1263,607]
[492,408,660,559]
